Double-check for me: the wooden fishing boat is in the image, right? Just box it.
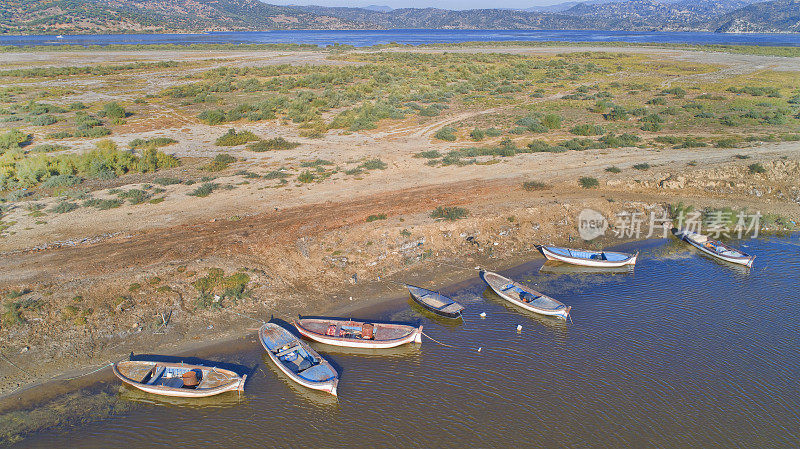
[294,317,422,349]
[405,284,465,318]
[674,229,755,267]
[538,261,634,275]
[539,245,637,267]
[259,323,339,396]
[480,270,572,320]
[112,360,246,398]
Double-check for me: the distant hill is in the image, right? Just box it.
[0,0,360,34]
[712,0,800,32]
[1,0,798,35]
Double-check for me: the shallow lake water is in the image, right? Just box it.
[3,30,800,47]
[15,235,800,448]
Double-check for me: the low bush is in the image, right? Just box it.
[430,206,468,221]
[579,177,599,189]
[154,177,181,186]
[41,174,82,188]
[366,213,387,222]
[128,137,177,149]
[605,166,622,173]
[469,128,485,141]
[569,124,605,136]
[246,137,300,152]
[415,150,442,159]
[748,163,767,174]
[633,163,650,170]
[434,126,457,142]
[522,181,548,191]
[215,128,259,146]
[203,153,236,171]
[188,182,220,197]
[50,201,78,213]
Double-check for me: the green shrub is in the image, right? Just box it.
[154,177,181,186]
[102,102,127,119]
[360,159,387,170]
[485,128,502,137]
[434,126,457,142]
[633,163,650,170]
[569,124,605,136]
[469,128,485,141]
[522,181,548,191]
[647,97,667,106]
[30,144,68,153]
[579,177,599,189]
[430,206,468,221]
[128,137,177,149]
[188,182,219,197]
[654,136,681,145]
[297,171,316,183]
[542,114,562,129]
[748,163,767,174]
[50,202,78,213]
[247,137,300,152]
[0,129,31,152]
[203,153,236,171]
[605,166,622,173]
[28,114,58,126]
[716,137,743,148]
[118,189,151,205]
[215,128,259,146]
[198,109,226,125]
[415,150,442,159]
[662,87,686,98]
[366,213,387,222]
[41,174,82,188]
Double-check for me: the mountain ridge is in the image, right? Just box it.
[0,0,798,35]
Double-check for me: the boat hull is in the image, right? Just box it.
[259,323,339,396]
[294,319,422,349]
[676,230,755,267]
[406,284,464,318]
[113,360,245,398]
[541,246,637,267]
[480,270,571,320]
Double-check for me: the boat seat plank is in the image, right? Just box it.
[275,344,301,358]
[146,366,165,385]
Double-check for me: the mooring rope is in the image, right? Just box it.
[0,352,33,377]
[420,331,461,349]
[56,362,114,382]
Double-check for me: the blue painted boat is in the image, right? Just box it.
[259,323,339,396]
[540,245,637,267]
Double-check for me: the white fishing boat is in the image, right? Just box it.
[259,323,339,396]
[674,229,755,267]
[113,360,246,398]
[294,317,422,349]
[540,245,637,267]
[480,270,572,320]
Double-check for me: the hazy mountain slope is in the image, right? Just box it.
[0,0,360,34]
[712,0,800,32]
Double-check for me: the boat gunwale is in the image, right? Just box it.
[259,323,339,395]
[405,284,465,318]
[540,245,637,267]
[112,360,244,397]
[293,318,422,348]
[480,270,571,319]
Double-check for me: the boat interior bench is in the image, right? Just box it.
[275,345,301,358]
[144,365,166,385]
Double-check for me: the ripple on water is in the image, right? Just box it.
[17,235,800,448]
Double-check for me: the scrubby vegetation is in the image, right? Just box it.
[247,137,300,152]
[215,128,260,146]
[430,206,468,221]
[0,140,180,191]
[579,177,599,189]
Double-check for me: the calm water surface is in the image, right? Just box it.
[17,235,800,448]
[3,30,800,47]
